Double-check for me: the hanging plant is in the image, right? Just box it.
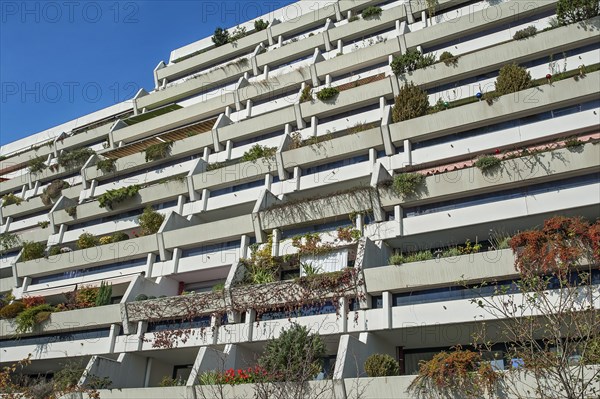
[97,185,141,210]
[57,147,95,169]
[28,157,47,174]
[474,155,501,174]
[392,173,426,197]
[144,142,173,162]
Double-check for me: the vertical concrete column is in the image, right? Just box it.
[337,40,343,54]
[382,291,392,329]
[263,65,269,80]
[108,324,120,353]
[310,116,319,137]
[267,26,274,45]
[246,309,256,342]
[325,74,332,86]
[404,139,412,166]
[271,229,281,256]
[277,35,283,46]
[89,179,98,198]
[355,213,363,232]
[338,297,348,334]
[246,100,253,119]
[201,189,209,211]
[240,234,250,259]
[202,147,211,162]
[369,148,377,171]
[225,140,233,160]
[224,106,232,118]
[395,205,403,236]
[265,173,273,191]
[293,166,301,191]
[405,3,415,24]
[421,11,427,27]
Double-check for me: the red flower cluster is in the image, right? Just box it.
[219,366,269,385]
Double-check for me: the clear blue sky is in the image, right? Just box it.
[0,0,295,146]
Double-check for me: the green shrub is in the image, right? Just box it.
[144,142,172,162]
[390,250,433,264]
[259,323,326,381]
[389,254,404,265]
[40,179,69,206]
[299,85,312,103]
[28,156,47,174]
[20,241,46,262]
[494,64,532,96]
[557,0,599,25]
[241,145,277,163]
[0,301,25,319]
[392,82,430,123]
[474,155,501,174]
[254,19,269,31]
[96,158,116,173]
[391,49,436,75]
[513,25,537,40]
[361,6,382,19]
[212,27,230,47]
[48,246,62,256]
[98,184,141,210]
[2,193,22,207]
[439,51,458,66]
[37,221,50,229]
[95,281,112,306]
[110,231,130,243]
[348,15,360,22]
[15,303,54,334]
[138,206,165,236]
[0,232,21,255]
[316,87,339,101]
[57,147,95,169]
[77,233,98,250]
[392,172,426,197]
[66,206,77,217]
[134,294,148,301]
[365,354,400,377]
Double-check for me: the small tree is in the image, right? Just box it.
[467,216,600,399]
[392,83,430,122]
[254,19,269,31]
[212,27,230,47]
[364,354,400,377]
[557,0,600,25]
[95,281,112,306]
[494,64,532,96]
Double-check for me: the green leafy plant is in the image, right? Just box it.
[301,262,321,276]
[299,85,312,103]
[389,250,433,265]
[474,155,501,174]
[212,282,225,293]
[57,147,95,169]
[241,144,277,163]
[159,376,183,387]
[392,172,426,197]
[316,87,339,101]
[494,63,532,96]
[0,232,20,255]
[77,233,98,250]
[66,205,77,217]
[0,301,25,319]
[138,206,165,235]
[556,0,599,25]
[361,6,382,19]
[95,281,112,306]
[96,158,116,173]
[259,323,326,381]
[364,354,400,377]
[20,241,46,262]
[392,82,430,122]
[144,141,173,162]
[97,184,141,210]
[391,49,436,75]
[15,303,54,334]
[2,193,22,207]
[229,26,247,43]
[37,221,50,229]
[513,25,537,40]
[348,15,360,22]
[212,27,230,46]
[28,156,46,174]
[439,51,458,66]
[254,19,269,31]
[40,179,69,206]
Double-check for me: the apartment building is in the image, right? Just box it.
[0,0,599,397]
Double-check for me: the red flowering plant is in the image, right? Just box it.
[199,366,271,386]
[22,295,46,308]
